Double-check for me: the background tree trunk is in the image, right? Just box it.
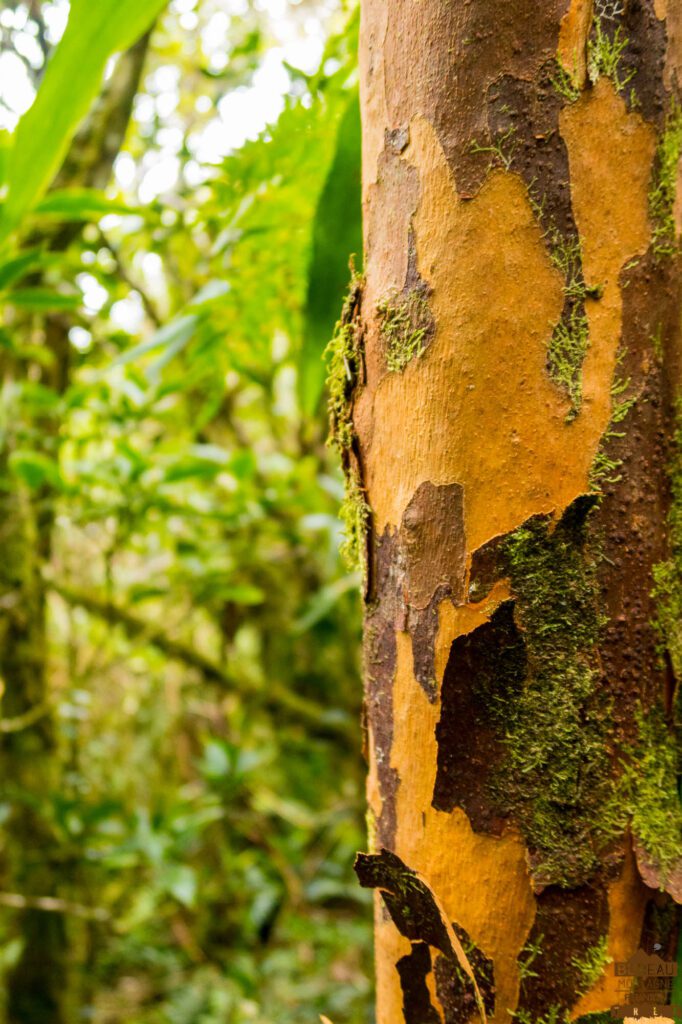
[349,1,682,1020]
[0,34,150,1023]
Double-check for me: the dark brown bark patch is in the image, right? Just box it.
[408,586,448,703]
[487,63,598,415]
[397,942,441,1024]
[381,0,567,195]
[639,893,680,960]
[487,64,573,238]
[401,482,466,610]
[365,530,402,848]
[355,848,457,955]
[434,924,496,1024]
[432,601,526,835]
[517,883,610,1018]
[607,0,669,123]
[355,849,491,1022]
[594,251,678,731]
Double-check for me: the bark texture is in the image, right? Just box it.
[349,1,682,1020]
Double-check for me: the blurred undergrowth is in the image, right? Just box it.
[0,1,369,1021]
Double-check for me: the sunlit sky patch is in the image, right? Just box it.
[0,0,335,157]
[0,0,340,335]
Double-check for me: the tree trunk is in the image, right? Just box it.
[346,1,682,1020]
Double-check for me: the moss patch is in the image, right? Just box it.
[544,231,600,420]
[495,500,619,887]
[551,59,581,104]
[589,371,637,491]
[377,289,432,373]
[653,404,682,686]
[513,1005,564,1024]
[325,271,363,453]
[548,305,590,418]
[339,465,370,572]
[650,100,682,258]
[587,18,635,94]
[622,707,682,875]
[325,271,370,573]
[571,935,611,994]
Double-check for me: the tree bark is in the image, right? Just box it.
[348,1,682,1020]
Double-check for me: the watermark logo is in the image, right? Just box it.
[611,948,681,1020]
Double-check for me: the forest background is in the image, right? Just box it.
[0,1,370,1022]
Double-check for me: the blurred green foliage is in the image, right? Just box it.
[0,1,369,1022]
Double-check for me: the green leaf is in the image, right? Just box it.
[0,248,50,291]
[293,573,362,633]
[163,458,223,484]
[300,88,362,416]
[0,0,168,242]
[115,314,198,368]
[33,188,139,219]
[0,130,11,193]
[163,864,197,908]
[7,288,81,311]
[9,450,63,490]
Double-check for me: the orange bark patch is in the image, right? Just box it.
[558,0,593,87]
[357,123,570,549]
[560,78,655,472]
[357,83,655,554]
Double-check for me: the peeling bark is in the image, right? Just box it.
[353,0,682,1019]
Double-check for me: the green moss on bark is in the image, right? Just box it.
[325,271,370,572]
[339,466,370,572]
[571,936,611,994]
[494,502,619,887]
[587,18,635,93]
[652,407,682,681]
[326,272,363,454]
[377,290,431,373]
[621,708,682,874]
[650,101,682,258]
[589,372,637,491]
[544,232,601,421]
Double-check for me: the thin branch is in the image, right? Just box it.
[0,891,109,922]
[0,700,52,733]
[49,581,354,739]
[98,229,163,327]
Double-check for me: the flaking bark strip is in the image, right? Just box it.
[355,848,488,1024]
